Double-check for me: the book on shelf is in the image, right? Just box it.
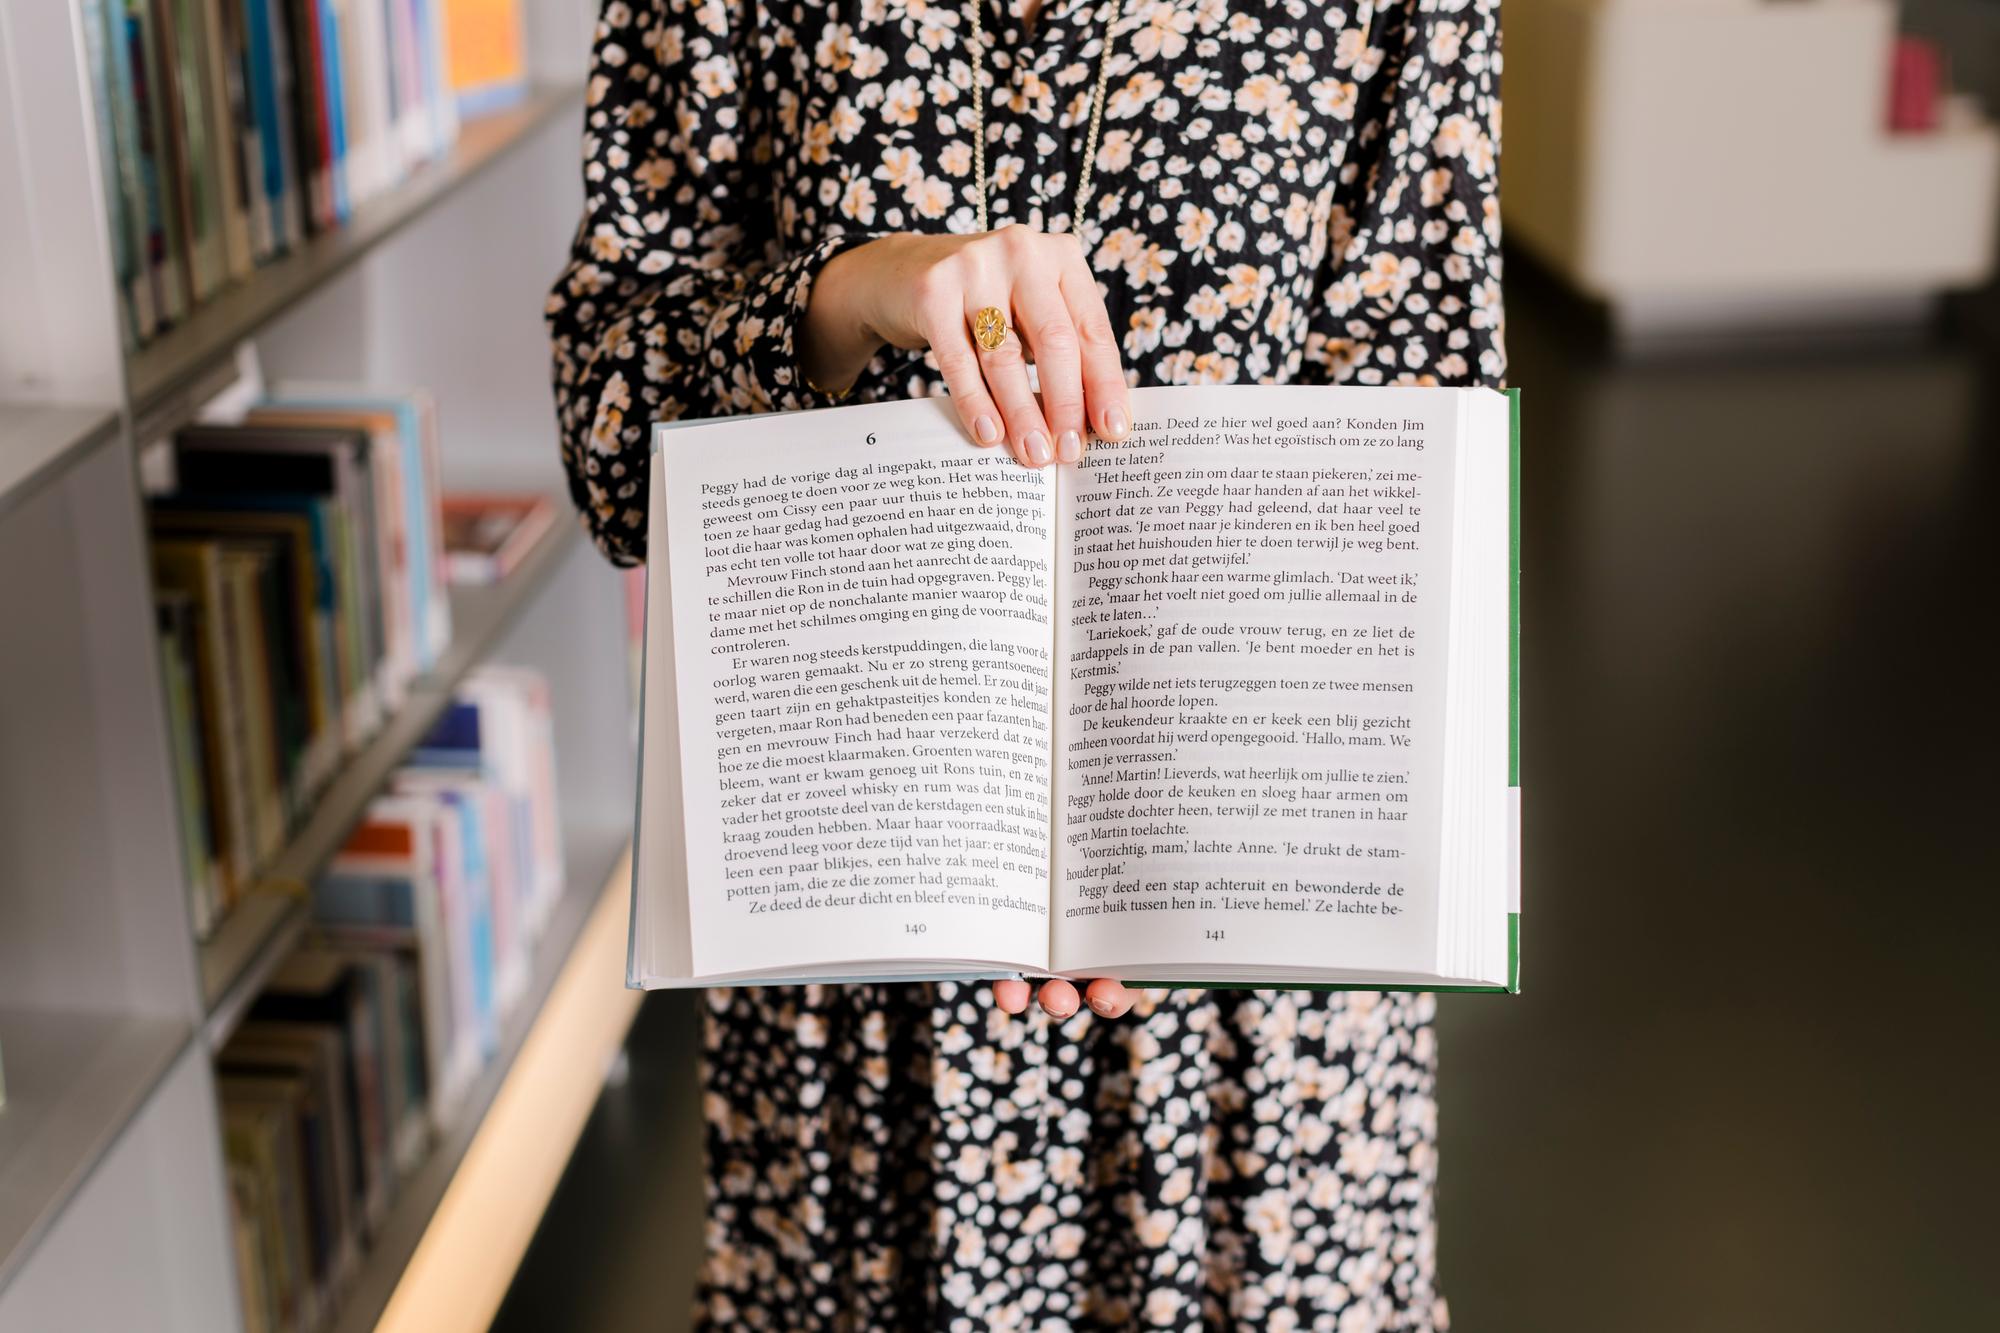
[629,385,1522,992]
[128,0,193,327]
[312,666,562,1107]
[219,665,565,1331]
[438,0,527,115]
[438,491,555,584]
[83,0,152,342]
[218,1049,354,1326]
[156,0,231,301]
[259,384,454,667]
[220,1083,318,1332]
[79,0,472,348]
[410,668,565,932]
[254,950,403,1228]
[158,590,225,937]
[151,537,263,913]
[143,387,447,929]
[315,800,481,1128]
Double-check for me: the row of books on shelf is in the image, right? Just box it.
[79,0,531,348]
[149,385,453,937]
[220,664,562,1333]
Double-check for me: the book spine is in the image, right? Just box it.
[280,0,330,233]
[100,0,162,342]
[285,0,330,232]
[159,614,220,938]
[387,0,426,163]
[317,0,351,221]
[192,550,256,900]
[197,0,257,278]
[415,395,451,660]
[416,0,457,150]
[81,0,146,347]
[128,2,191,324]
[237,0,293,254]
[325,0,365,204]
[156,0,226,303]
[1506,386,1521,995]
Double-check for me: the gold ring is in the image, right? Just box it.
[972,306,1010,352]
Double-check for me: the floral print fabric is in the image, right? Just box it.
[550,0,1501,1326]
[702,983,1450,1330]
[548,0,1504,567]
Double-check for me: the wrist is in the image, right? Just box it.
[800,239,888,395]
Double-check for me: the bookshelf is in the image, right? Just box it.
[199,509,583,1051]
[327,833,633,1333]
[0,3,625,1330]
[127,86,581,421]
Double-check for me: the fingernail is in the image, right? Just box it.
[1089,995,1117,1016]
[1024,431,1052,466]
[974,415,1000,445]
[1058,430,1081,463]
[1105,406,1129,437]
[1049,1002,1076,1019]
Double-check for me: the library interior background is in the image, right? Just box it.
[2,1,1996,1330]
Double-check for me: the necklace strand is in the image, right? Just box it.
[967,0,1125,239]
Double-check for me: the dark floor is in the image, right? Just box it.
[495,261,2000,1332]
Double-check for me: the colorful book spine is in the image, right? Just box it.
[317,0,351,221]
[155,0,227,302]
[195,0,257,278]
[127,1,190,326]
[439,0,526,116]
[93,0,469,339]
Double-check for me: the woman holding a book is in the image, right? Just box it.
[550,0,1503,1326]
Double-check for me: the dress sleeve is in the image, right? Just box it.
[1303,0,1506,390]
[546,0,877,566]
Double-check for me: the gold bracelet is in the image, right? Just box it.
[803,367,853,401]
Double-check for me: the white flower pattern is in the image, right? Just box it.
[548,1,1500,1327]
[548,0,1504,569]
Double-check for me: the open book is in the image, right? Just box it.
[630,385,1520,992]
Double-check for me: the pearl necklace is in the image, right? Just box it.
[965,0,1126,240]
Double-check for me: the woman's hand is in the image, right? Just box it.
[801,227,1133,468]
[991,977,1135,1022]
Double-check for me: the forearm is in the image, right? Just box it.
[798,238,895,394]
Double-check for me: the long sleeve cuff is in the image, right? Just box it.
[705,232,884,414]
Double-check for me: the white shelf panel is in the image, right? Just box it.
[0,1009,191,1292]
[199,509,583,1049]
[125,86,582,432]
[0,405,119,516]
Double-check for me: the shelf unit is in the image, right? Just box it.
[126,85,580,430]
[0,1010,188,1295]
[0,405,120,519]
[0,4,627,1329]
[200,511,583,1052]
[329,831,632,1333]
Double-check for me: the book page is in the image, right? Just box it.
[646,399,1058,979]
[1052,385,1461,978]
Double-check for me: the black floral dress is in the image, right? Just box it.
[548,1,1502,1327]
